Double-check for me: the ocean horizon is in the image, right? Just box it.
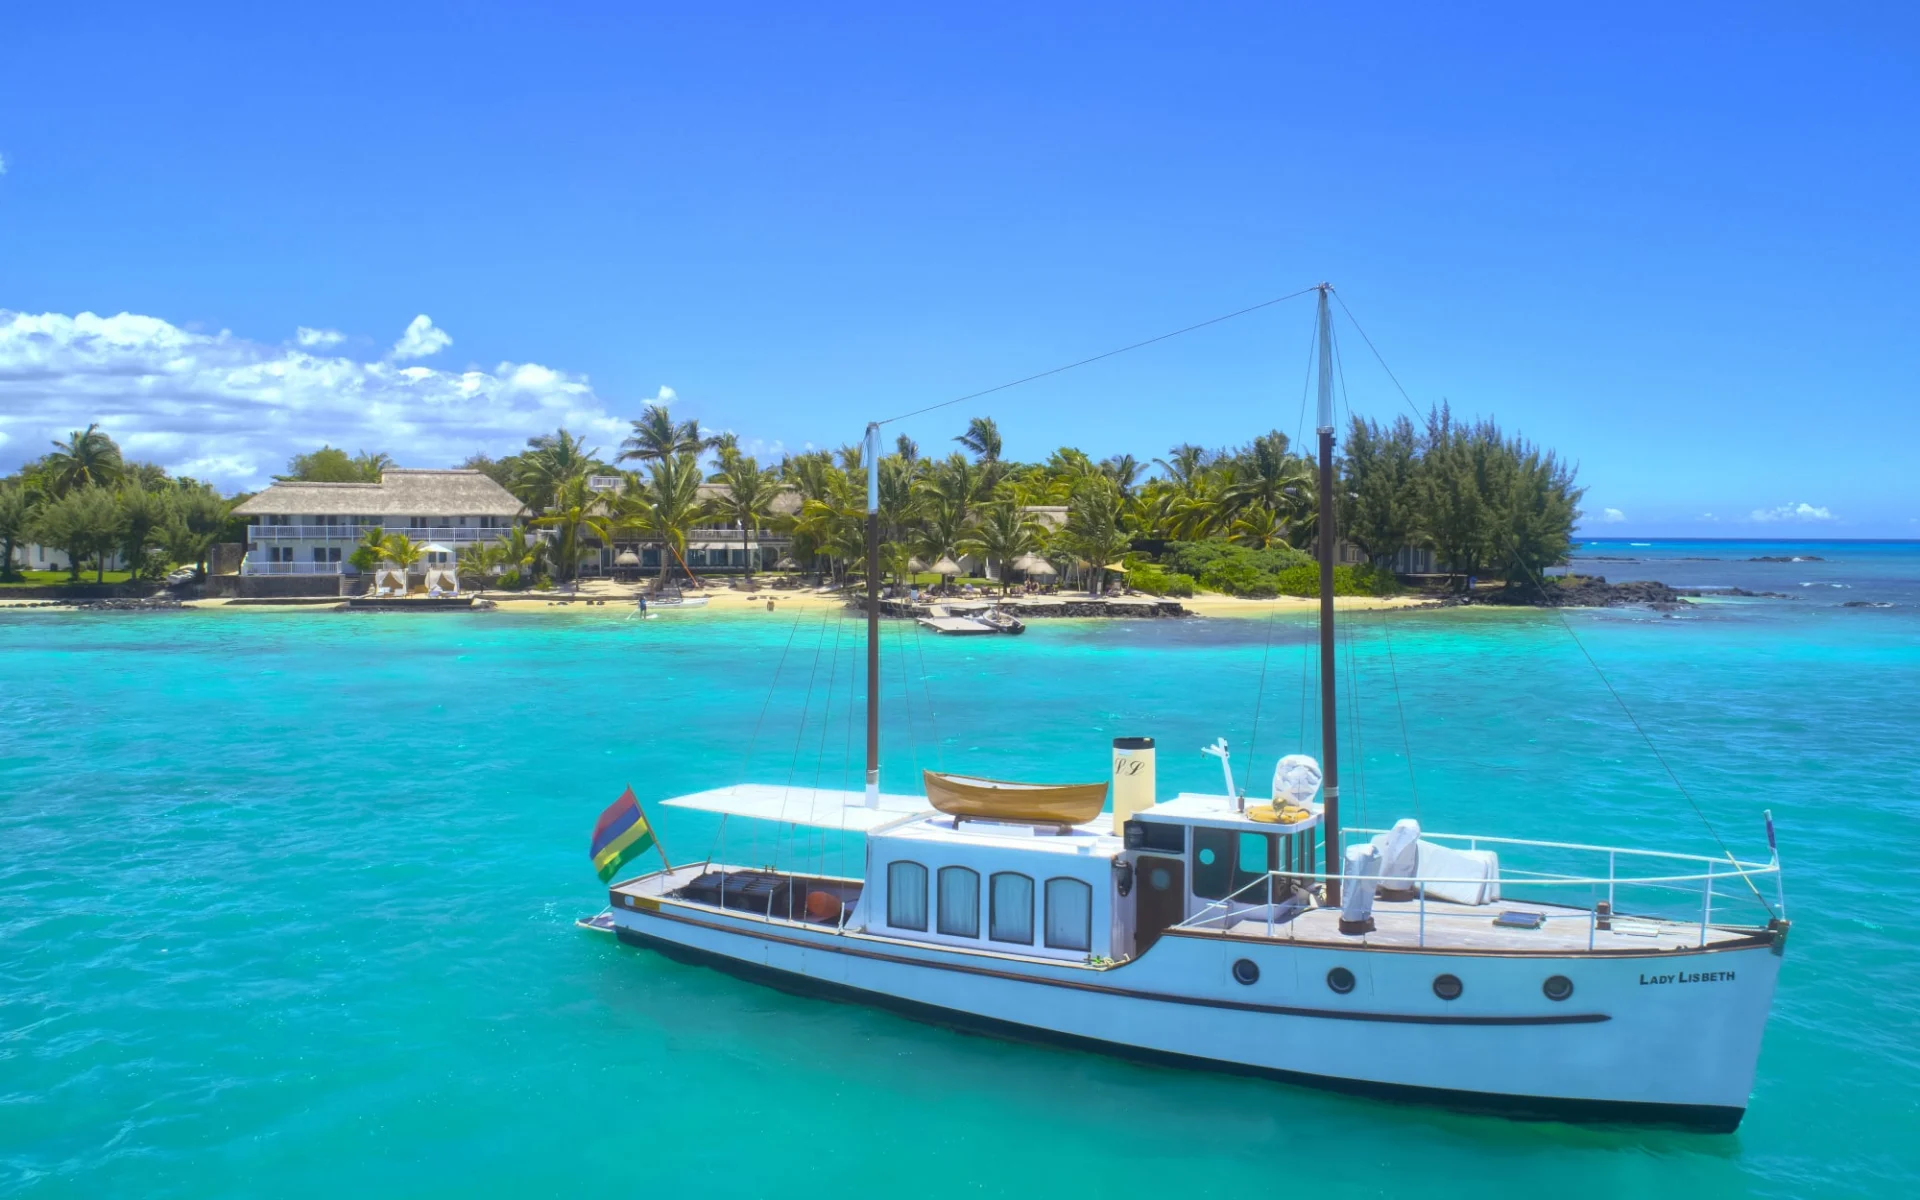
[4,536,1916,1197]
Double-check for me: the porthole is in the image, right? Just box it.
[1232,958,1260,986]
[1432,973,1463,1001]
[1149,867,1172,891]
[1543,975,1574,1002]
[1198,848,1216,866]
[1326,966,1356,994]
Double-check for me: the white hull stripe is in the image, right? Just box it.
[626,901,1611,1027]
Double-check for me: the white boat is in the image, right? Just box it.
[599,286,1788,1131]
[639,589,709,610]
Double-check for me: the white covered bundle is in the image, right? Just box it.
[1414,841,1502,906]
[1369,819,1422,897]
[1341,843,1381,926]
[1272,755,1323,806]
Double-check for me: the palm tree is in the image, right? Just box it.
[1228,504,1285,550]
[115,485,172,580]
[961,501,1046,593]
[352,451,395,481]
[348,526,389,574]
[1154,444,1210,491]
[457,541,500,584]
[532,476,611,585]
[955,416,1002,463]
[628,453,714,586]
[1226,432,1315,542]
[894,434,920,465]
[1101,453,1145,498]
[1061,478,1133,596]
[709,454,783,585]
[510,429,599,512]
[620,403,707,465]
[490,524,543,586]
[379,533,426,573]
[0,485,35,581]
[46,424,124,496]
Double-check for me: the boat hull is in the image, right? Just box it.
[609,891,1781,1131]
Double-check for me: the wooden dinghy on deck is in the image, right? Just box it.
[922,770,1108,825]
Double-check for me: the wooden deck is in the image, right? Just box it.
[1214,896,1755,953]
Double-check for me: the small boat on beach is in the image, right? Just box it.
[915,604,1025,635]
[594,284,1789,1131]
[638,587,710,611]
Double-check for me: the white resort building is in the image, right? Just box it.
[229,469,524,587]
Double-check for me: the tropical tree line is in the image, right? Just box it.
[436,403,1578,597]
[3,404,1581,595]
[0,425,234,583]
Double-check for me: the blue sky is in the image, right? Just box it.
[1,3,1915,534]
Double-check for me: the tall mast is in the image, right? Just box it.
[864,421,882,807]
[1314,284,1342,906]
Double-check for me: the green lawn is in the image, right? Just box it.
[0,569,141,588]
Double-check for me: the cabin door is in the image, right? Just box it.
[1132,855,1186,954]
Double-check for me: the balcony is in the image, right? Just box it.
[242,561,353,576]
[247,524,505,543]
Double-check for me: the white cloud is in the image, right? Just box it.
[296,326,344,348]
[1600,507,1626,524]
[0,152,8,176]
[649,385,677,405]
[390,314,451,361]
[1700,513,1718,522]
[1750,502,1834,523]
[0,308,625,490]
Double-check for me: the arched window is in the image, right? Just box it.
[990,872,1035,945]
[1044,877,1092,952]
[937,866,980,937]
[886,861,927,931]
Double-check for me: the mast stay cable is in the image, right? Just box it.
[873,288,1320,428]
[1329,289,1769,911]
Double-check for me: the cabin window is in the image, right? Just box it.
[937,867,980,938]
[1043,877,1091,952]
[1191,827,1237,899]
[887,861,927,931]
[989,873,1034,945]
[1237,833,1269,875]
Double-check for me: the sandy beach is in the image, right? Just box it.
[5,580,1435,617]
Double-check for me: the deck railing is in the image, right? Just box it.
[1176,823,1784,950]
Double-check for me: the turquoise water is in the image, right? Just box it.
[5,545,1918,1197]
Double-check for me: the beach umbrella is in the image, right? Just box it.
[775,556,799,570]
[931,556,962,576]
[1015,554,1056,576]
[1104,562,1129,572]
[615,550,640,566]
[908,556,928,572]
[421,542,452,554]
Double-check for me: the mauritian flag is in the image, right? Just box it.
[590,787,662,883]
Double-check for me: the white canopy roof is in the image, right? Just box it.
[660,783,928,832]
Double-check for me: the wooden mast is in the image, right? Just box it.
[1314,284,1342,905]
[864,421,882,807]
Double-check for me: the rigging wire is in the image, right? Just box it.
[714,599,815,870]
[1249,313,1327,784]
[1378,612,1422,824]
[892,616,925,781]
[874,287,1321,427]
[1333,287,1768,909]
[910,616,943,771]
[1329,320,1369,828]
[807,604,849,879]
